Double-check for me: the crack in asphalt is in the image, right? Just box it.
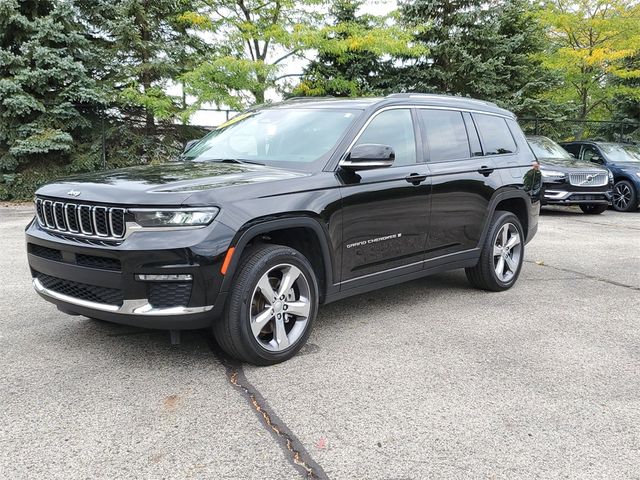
[209,341,329,480]
[526,260,640,292]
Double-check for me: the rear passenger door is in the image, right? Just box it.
[419,109,507,259]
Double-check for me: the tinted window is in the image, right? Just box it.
[474,114,517,155]
[419,110,470,162]
[561,143,581,157]
[355,109,416,166]
[581,145,602,163]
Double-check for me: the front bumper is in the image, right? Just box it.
[542,188,612,205]
[26,218,234,329]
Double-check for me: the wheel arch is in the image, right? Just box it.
[220,216,335,301]
[479,190,532,247]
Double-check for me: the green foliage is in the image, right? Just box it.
[293,0,423,97]
[0,0,105,177]
[391,0,563,117]
[539,0,640,123]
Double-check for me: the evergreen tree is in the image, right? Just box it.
[394,0,559,117]
[294,0,395,97]
[0,0,104,177]
[76,0,206,135]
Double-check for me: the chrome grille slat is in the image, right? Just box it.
[43,200,55,228]
[65,204,80,233]
[34,197,127,240]
[568,172,608,187]
[53,202,67,231]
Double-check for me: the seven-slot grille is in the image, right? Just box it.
[35,198,126,239]
[568,172,608,187]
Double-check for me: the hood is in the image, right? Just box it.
[537,157,607,173]
[36,161,309,206]
[608,161,640,172]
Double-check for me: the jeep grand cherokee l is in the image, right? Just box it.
[527,135,613,214]
[26,94,540,365]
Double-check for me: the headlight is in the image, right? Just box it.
[636,172,640,179]
[540,169,566,180]
[609,170,615,181]
[131,208,219,227]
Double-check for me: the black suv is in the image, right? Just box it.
[527,135,613,214]
[561,140,640,212]
[26,94,540,364]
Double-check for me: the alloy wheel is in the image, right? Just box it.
[250,263,311,352]
[493,223,522,283]
[613,183,632,210]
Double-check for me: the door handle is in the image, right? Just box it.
[405,173,428,185]
[478,166,495,177]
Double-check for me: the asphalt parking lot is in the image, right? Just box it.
[1,205,639,480]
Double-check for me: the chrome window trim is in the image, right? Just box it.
[340,104,517,168]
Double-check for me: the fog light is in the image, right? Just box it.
[136,274,193,282]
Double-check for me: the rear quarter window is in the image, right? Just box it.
[474,114,517,156]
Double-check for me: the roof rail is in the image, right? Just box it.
[385,92,499,108]
[282,96,335,102]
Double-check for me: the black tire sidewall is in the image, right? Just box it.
[226,245,319,365]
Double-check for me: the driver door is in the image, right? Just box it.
[338,108,431,285]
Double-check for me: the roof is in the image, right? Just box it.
[267,93,515,117]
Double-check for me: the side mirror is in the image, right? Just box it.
[590,155,603,164]
[183,139,200,153]
[340,144,395,170]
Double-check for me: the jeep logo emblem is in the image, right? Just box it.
[66,190,81,197]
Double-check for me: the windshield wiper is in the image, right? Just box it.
[205,158,265,166]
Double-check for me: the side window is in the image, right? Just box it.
[581,145,601,163]
[418,109,470,162]
[355,109,416,166]
[561,143,580,158]
[474,113,517,155]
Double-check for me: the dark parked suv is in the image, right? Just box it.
[561,140,640,212]
[26,94,540,364]
[527,135,613,214]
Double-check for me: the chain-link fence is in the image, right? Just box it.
[519,118,640,143]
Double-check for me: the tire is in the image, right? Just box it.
[213,244,319,365]
[612,180,638,212]
[579,204,607,215]
[465,211,525,292]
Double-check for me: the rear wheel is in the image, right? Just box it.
[213,244,318,365]
[612,180,638,212]
[466,211,524,292]
[579,204,607,215]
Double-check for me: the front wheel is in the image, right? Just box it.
[465,211,525,292]
[213,244,318,365]
[579,204,608,215]
[612,180,638,212]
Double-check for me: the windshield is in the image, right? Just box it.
[527,137,572,160]
[600,143,640,163]
[183,108,360,170]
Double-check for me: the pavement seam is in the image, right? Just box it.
[525,260,640,292]
[209,340,329,480]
